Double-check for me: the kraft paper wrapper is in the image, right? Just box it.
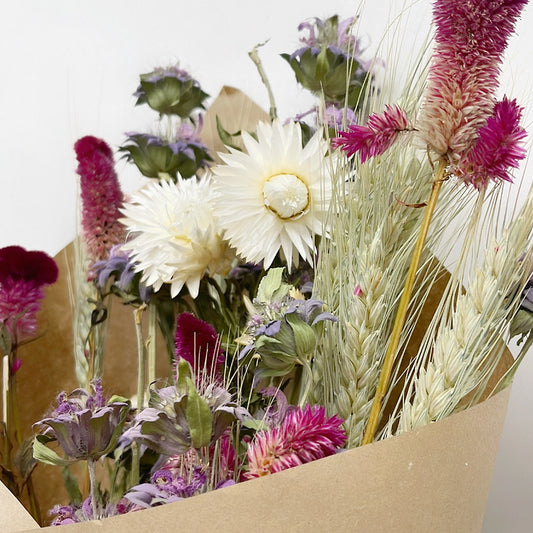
[0,87,514,531]
[3,387,513,533]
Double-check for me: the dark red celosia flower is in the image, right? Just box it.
[0,245,58,339]
[174,312,224,381]
[456,97,527,189]
[245,404,346,478]
[333,104,411,163]
[74,136,125,263]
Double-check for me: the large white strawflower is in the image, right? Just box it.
[120,177,234,298]
[211,120,333,270]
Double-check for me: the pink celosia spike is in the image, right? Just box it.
[74,136,125,263]
[334,104,411,162]
[245,404,346,478]
[418,0,528,159]
[456,97,527,189]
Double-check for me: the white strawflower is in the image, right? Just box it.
[211,120,333,270]
[120,177,234,298]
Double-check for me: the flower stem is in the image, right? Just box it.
[130,442,140,488]
[298,363,314,406]
[7,361,22,446]
[134,306,146,410]
[147,304,157,387]
[249,42,278,121]
[25,476,42,525]
[87,459,99,520]
[361,158,446,445]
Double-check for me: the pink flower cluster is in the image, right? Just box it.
[74,136,125,263]
[0,245,58,340]
[333,105,411,163]
[334,0,528,189]
[245,404,346,478]
[418,0,527,158]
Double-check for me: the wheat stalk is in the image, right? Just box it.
[311,138,448,446]
[395,192,533,434]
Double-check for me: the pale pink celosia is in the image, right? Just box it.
[333,104,411,163]
[418,0,528,159]
[335,0,528,189]
[456,97,527,188]
[74,136,125,263]
[245,404,346,478]
[0,245,58,340]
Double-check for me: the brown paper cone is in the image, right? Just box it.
[3,383,511,532]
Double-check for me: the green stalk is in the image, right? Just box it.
[147,304,157,387]
[362,158,446,445]
[87,459,99,520]
[130,442,140,489]
[134,306,146,410]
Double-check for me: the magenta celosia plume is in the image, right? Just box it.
[0,245,58,340]
[418,0,527,159]
[174,312,224,381]
[456,97,527,188]
[334,0,528,190]
[245,404,346,478]
[333,104,411,163]
[74,136,125,263]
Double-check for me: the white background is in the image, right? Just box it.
[1,1,532,530]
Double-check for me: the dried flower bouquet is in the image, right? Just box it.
[1,2,532,530]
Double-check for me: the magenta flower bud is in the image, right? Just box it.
[174,313,225,383]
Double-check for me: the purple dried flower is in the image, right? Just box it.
[35,379,130,462]
[74,136,125,263]
[134,65,209,117]
[125,463,208,509]
[282,15,374,107]
[324,104,357,130]
[121,379,249,457]
[120,130,212,180]
[49,498,128,525]
[295,16,359,57]
[92,245,152,303]
[0,245,58,339]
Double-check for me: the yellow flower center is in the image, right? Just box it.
[263,173,310,220]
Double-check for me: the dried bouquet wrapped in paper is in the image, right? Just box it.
[1,2,532,531]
